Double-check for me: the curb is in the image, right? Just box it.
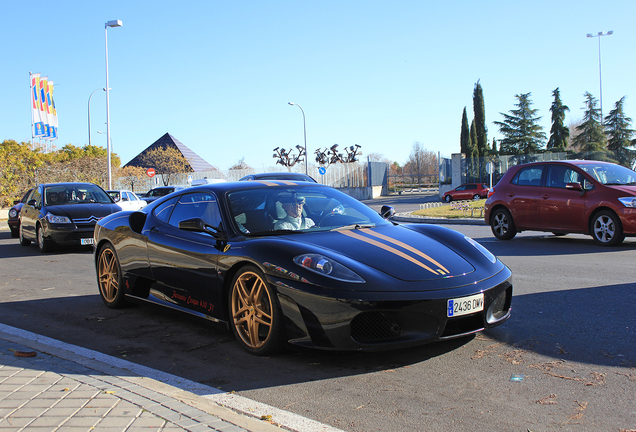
[0,324,344,432]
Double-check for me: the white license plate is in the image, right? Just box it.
[81,238,94,245]
[447,293,484,317]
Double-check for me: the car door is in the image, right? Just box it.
[452,185,467,199]
[505,165,544,228]
[146,191,223,317]
[540,164,587,232]
[18,186,41,240]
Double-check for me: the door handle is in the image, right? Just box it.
[540,194,549,199]
[507,193,515,198]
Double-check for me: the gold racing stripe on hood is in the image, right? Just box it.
[362,229,449,274]
[338,230,442,275]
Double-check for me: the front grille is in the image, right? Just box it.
[73,216,100,224]
[441,314,484,338]
[351,311,402,343]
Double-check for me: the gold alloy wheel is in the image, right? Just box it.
[98,247,120,304]
[231,270,274,350]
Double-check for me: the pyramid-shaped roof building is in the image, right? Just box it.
[124,133,216,172]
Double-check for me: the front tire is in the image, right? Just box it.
[473,194,481,200]
[97,244,127,308]
[591,210,624,246]
[37,225,53,252]
[10,227,19,238]
[229,265,284,356]
[490,208,517,240]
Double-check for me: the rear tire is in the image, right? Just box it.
[473,194,480,200]
[591,210,624,246]
[490,208,517,240]
[10,227,19,238]
[19,225,31,246]
[445,195,452,203]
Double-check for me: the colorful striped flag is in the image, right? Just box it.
[31,73,46,138]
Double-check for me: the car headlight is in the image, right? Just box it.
[46,213,72,224]
[618,197,636,208]
[9,209,18,218]
[465,236,497,263]
[294,254,365,283]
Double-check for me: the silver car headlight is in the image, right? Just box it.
[46,213,72,224]
[9,208,18,218]
[294,254,365,283]
[618,197,636,208]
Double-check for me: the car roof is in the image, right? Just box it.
[185,180,328,194]
[240,172,317,182]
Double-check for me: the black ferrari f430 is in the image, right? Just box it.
[94,181,512,355]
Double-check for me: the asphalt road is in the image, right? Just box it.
[1,209,635,431]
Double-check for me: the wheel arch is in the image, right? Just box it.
[587,206,622,235]
[487,203,512,225]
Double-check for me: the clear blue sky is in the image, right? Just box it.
[2,0,635,171]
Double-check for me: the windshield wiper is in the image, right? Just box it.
[330,224,375,231]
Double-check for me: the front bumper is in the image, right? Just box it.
[275,266,513,351]
[44,222,96,246]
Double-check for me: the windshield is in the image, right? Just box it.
[227,186,391,235]
[44,185,113,206]
[574,162,636,185]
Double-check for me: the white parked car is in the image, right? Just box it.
[107,190,147,211]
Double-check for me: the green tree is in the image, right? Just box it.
[572,92,606,153]
[494,92,546,155]
[0,140,46,206]
[472,81,488,157]
[604,96,636,167]
[547,88,570,152]
[460,107,471,155]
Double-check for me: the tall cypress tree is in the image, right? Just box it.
[604,96,636,166]
[547,88,570,152]
[572,92,606,153]
[473,81,488,158]
[494,93,546,155]
[460,107,471,155]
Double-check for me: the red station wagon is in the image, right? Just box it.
[443,183,490,202]
[484,160,636,246]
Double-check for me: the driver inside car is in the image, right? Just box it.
[274,195,315,231]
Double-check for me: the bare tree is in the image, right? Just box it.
[139,147,191,186]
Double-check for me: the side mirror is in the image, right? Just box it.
[13,199,20,205]
[179,217,226,240]
[565,182,582,191]
[380,205,395,219]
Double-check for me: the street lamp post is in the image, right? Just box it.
[586,30,613,120]
[288,102,308,175]
[97,130,112,153]
[88,88,105,147]
[105,19,122,190]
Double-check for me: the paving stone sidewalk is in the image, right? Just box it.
[0,334,283,432]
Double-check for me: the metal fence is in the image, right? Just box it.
[439,151,621,187]
[115,162,382,193]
